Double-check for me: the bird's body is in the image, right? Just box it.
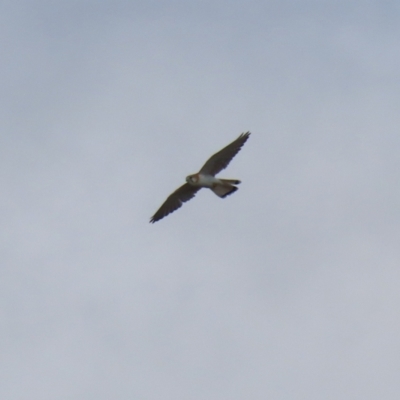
[187,173,241,198]
[150,132,250,223]
[186,173,237,188]
[186,173,216,188]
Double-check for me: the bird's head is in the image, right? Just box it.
[186,174,198,185]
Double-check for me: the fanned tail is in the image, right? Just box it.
[211,182,238,198]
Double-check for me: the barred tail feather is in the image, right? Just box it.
[220,179,241,185]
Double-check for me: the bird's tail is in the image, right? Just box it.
[211,180,240,198]
[220,179,241,185]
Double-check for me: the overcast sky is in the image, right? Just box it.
[1,1,400,399]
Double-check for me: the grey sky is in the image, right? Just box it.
[1,1,400,399]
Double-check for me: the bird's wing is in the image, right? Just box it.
[199,132,251,176]
[150,183,201,223]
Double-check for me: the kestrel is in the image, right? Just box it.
[150,132,251,223]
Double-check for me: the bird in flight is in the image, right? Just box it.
[150,131,251,223]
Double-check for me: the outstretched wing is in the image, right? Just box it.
[199,132,250,176]
[150,183,201,223]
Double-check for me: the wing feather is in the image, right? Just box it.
[199,132,250,176]
[150,183,200,223]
